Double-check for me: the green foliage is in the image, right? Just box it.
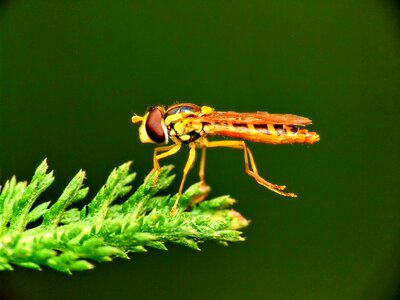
[0,160,248,273]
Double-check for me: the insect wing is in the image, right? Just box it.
[195,111,312,126]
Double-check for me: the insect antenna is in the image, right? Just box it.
[131,115,143,123]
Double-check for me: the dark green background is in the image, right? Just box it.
[0,1,399,299]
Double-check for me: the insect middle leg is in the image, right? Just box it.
[170,142,197,215]
[199,146,207,185]
[149,143,182,185]
[205,140,297,197]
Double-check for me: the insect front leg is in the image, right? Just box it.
[205,140,297,197]
[148,143,182,185]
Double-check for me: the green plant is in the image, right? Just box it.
[0,160,248,274]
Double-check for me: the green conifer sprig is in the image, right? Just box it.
[0,160,248,273]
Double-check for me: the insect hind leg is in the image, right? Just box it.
[205,140,297,197]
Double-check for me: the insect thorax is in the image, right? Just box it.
[167,118,205,143]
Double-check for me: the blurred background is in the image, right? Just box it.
[0,1,399,299]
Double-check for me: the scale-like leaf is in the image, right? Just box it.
[0,160,248,273]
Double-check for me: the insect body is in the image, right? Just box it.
[132,103,320,215]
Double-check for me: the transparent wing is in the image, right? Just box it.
[195,111,312,126]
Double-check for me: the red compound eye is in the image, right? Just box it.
[145,106,166,143]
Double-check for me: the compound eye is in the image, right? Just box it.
[166,103,201,116]
[145,106,166,143]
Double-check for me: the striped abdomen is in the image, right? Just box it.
[208,123,320,144]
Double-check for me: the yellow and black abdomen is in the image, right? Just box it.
[209,123,320,144]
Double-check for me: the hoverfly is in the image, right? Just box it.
[132,103,320,215]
